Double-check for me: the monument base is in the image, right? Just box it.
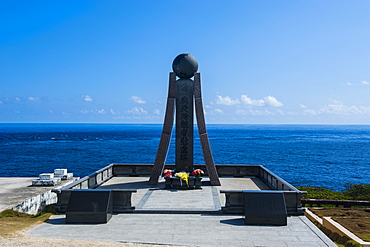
[164,177,202,190]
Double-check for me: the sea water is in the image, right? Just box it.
[0,123,369,191]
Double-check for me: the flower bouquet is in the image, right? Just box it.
[191,169,204,178]
[163,169,203,189]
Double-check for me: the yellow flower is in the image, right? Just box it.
[175,172,189,186]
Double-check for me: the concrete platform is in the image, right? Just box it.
[30,214,335,247]
[98,176,270,212]
[26,176,336,246]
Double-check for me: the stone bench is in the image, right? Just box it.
[220,190,305,216]
[53,188,137,213]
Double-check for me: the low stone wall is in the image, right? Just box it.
[61,164,264,190]
[12,190,56,215]
[112,163,262,177]
[54,164,305,215]
[12,179,76,215]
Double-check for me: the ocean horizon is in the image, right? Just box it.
[1,123,369,191]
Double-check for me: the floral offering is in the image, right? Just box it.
[191,169,204,178]
[175,172,189,186]
[163,169,173,178]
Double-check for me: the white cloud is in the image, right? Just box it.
[217,94,283,107]
[276,109,285,115]
[303,109,317,115]
[235,109,248,115]
[83,95,93,102]
[15,97,21,101]
[153,109,161,115]
[240,95,264,106]
[299,104,307,108]
[345,80,370,86]
[318,100,370,115]
[250,109,274,116]
[28,96,40,101]
[126,107,148,115]
[264,96,283,107]
[80,109,108,114]
[213,109,224,115]
[80,109,93,114]
[110,109,118,115]
[240,95,283,107]
[130,96,146,104]
[216,95,240,105]
[97,109,106,114]
[235,109,276,116]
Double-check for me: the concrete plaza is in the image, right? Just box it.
[27,176,336,247]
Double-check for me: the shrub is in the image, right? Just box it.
[344,183,370,201]
[296,183,370,201]
[297,186,351,200]
[345,240,362,247]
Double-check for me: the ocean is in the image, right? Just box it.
[0,123,369,191]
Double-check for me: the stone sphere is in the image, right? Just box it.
[172,53,198,78]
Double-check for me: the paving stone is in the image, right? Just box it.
[25,177,337,247]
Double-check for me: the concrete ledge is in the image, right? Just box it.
[12,179,77,215]
[323,217,370,247]
[304,207,323,225]
[305,209,370,247]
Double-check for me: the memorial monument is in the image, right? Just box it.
[149,53,221,186]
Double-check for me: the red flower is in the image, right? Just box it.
[163,169,173,178]
[191,169,204,178]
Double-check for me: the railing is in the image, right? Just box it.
[53,164,306,215]
[302,199,370,208]
[58,164,114,190]
[52,164,115,213]
[220,165,306,216]
[258,166,300,192]
[112,163,262,177]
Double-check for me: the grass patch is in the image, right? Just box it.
[0,205,55,238]
[311,207,370,242]
[296,183,370,200]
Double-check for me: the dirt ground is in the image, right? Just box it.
[310,207,370,242]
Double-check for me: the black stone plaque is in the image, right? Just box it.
[243,191,287,226]
[175,78,194,172]
[66,189,113,224]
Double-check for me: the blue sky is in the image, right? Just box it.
[1,0,370,124]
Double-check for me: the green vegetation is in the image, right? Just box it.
[344,183,370,201]
[296,183,370,201]
[297,183,370,245]
[0,205,55,238]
